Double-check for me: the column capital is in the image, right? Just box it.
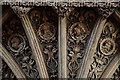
[53,6,74,17]
[11,6,32,18]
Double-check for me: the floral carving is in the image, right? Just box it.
[88,21,118,79]
[2,18,40,78]
[43,45,58,78]
[29,7,58,78]
[67,8,97,78]
[37,16,58,78]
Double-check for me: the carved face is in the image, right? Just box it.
[8,34,26,52]
[38,22,56,42]
[42,24,53,38]
[11,37,20,50]
[69,22,88,41]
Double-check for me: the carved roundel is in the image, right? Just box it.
[69,22,89,41]
[100,38,115,55]
[8,34,26,52]
[38,22,56,42]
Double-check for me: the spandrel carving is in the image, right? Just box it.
[2,16,40,78]
[29,7,58,78]
[87,21,119,79]
[67,8,97,78]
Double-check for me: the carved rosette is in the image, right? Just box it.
[67,8,97,78]
[29,7,58,78]
[87,21,119,79]
[2,17,40,78]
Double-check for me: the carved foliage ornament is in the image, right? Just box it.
[29,7,58,78]
[38,17,58,78]
[67,8,97,78]
[88,21,118,79]
[2,18,40,78]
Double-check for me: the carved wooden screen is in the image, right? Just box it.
[1,5,120,79]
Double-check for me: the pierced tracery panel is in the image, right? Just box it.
[2,14,40,78]
[87,19,120,79]
[67,8,98,78]
[29,7,58,78]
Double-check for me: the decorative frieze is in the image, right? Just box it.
[1,0,120,7]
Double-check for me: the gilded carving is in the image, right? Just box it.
[30,7,58,78]
[2,18,40,78]
[8,34,26,53]
[100,38,115,55]
[38,20,56,43]
[87,21,118,79]
[37,16,58,78]
[68,21,89,41]
[67,8,97,78]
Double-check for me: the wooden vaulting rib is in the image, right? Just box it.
[1,6,26,79]
[99,11,120,78]
[86,9,120,79]
[0,43,27,79]
[78,16,107,78]
[2,6,44,78]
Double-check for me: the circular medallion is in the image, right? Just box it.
[100,38,115,55]
[68,22,89,41]
[38,22,55,42]
[8,34,26,52]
